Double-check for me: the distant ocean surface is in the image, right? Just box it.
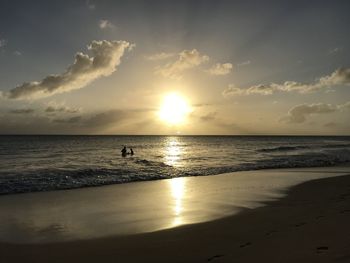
[1,135,350,195]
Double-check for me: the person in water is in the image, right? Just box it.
[130,148,134,155]
[121,146,127,155]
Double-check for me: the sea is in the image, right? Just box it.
[1,135,350,195]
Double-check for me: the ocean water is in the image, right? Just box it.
[0,135,350,195]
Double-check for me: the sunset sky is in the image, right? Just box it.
[0,0,349,135]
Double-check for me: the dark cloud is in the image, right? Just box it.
[280,101,350,124]
[324,122,338,128]
[0,108,155,134]
[200,111,217,121]
[53,116,82,124]
[45,105,79,114]
[9,108,35,114]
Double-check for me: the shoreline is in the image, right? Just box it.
[2,163,350,196]
[0,166,349,244]
[1,171,350,262]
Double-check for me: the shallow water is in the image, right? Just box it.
[0,166,349,243]
[0,135,350,194]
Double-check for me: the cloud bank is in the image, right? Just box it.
[155,49,209,79]
[206,63,232,76]
[45,103,80,114]
[281,101,350,123]
[223,68,350,97]
[9,108,35,114]
[3,40,133,100]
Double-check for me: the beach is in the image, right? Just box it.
[1,166,350,262]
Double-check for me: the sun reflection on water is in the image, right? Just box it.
[164,137,182,166]
[169,177,186,227]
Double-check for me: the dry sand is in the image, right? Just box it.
[1,169,350,262]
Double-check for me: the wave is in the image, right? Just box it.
[258,145,310,152]
[134,159,171,167]
[258,143,350,153]
[1,148,350,195]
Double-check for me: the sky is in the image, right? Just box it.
[0,0,349,135]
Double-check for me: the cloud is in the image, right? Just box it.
[3,40,133,100]
[155,49,209,79]
[222,84,245,97]
[328,47,342,55]
[0,39,7,48]
[324,122,338,128]
[319,67,350,86]
[144,52,175,61]
[338,101,350,110]
[9,108,35,114]
[99,20,115,29]
[45,103,80,114]
[86,0,95,10]
[200,111,217,121]
[13,51,22,56]
[222,68,350,97]
[280,101,350,124]
[237,60,251,66]
[53,116,82,124]
[48,108,156,134]
[52,108,153,127]
[206,63,232,76]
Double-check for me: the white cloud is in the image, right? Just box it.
[9,108,35,114]
[206,63,232,76]
[155,49,209,79]
[237,60,251,66]
[13,51,22,56]
[3,40,133,100]
[99,20,115,29]
[281,101,350,124]
[222,84,245,97]
[222,68,350,97]
[144,52,175,61]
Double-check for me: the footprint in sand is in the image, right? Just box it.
[265,230,278,236]
[316,246,329,253]
[207,254,224,261]
[239,242,252,248]
[294,222,307,227]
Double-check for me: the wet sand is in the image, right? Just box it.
[1,168,350,262]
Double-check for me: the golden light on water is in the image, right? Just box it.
[164,137,183,166]
[165,137,186,227]
[169,177,186,227]
[159,93,191,125]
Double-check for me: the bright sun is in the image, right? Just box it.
[159,93,191,125]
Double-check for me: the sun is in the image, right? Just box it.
[159,93,191,125]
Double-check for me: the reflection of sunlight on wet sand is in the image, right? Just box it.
[169,177,186,227]
[164,137,182,166]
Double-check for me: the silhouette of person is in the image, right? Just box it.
[130,148,134,155]
[121,146,127,156]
